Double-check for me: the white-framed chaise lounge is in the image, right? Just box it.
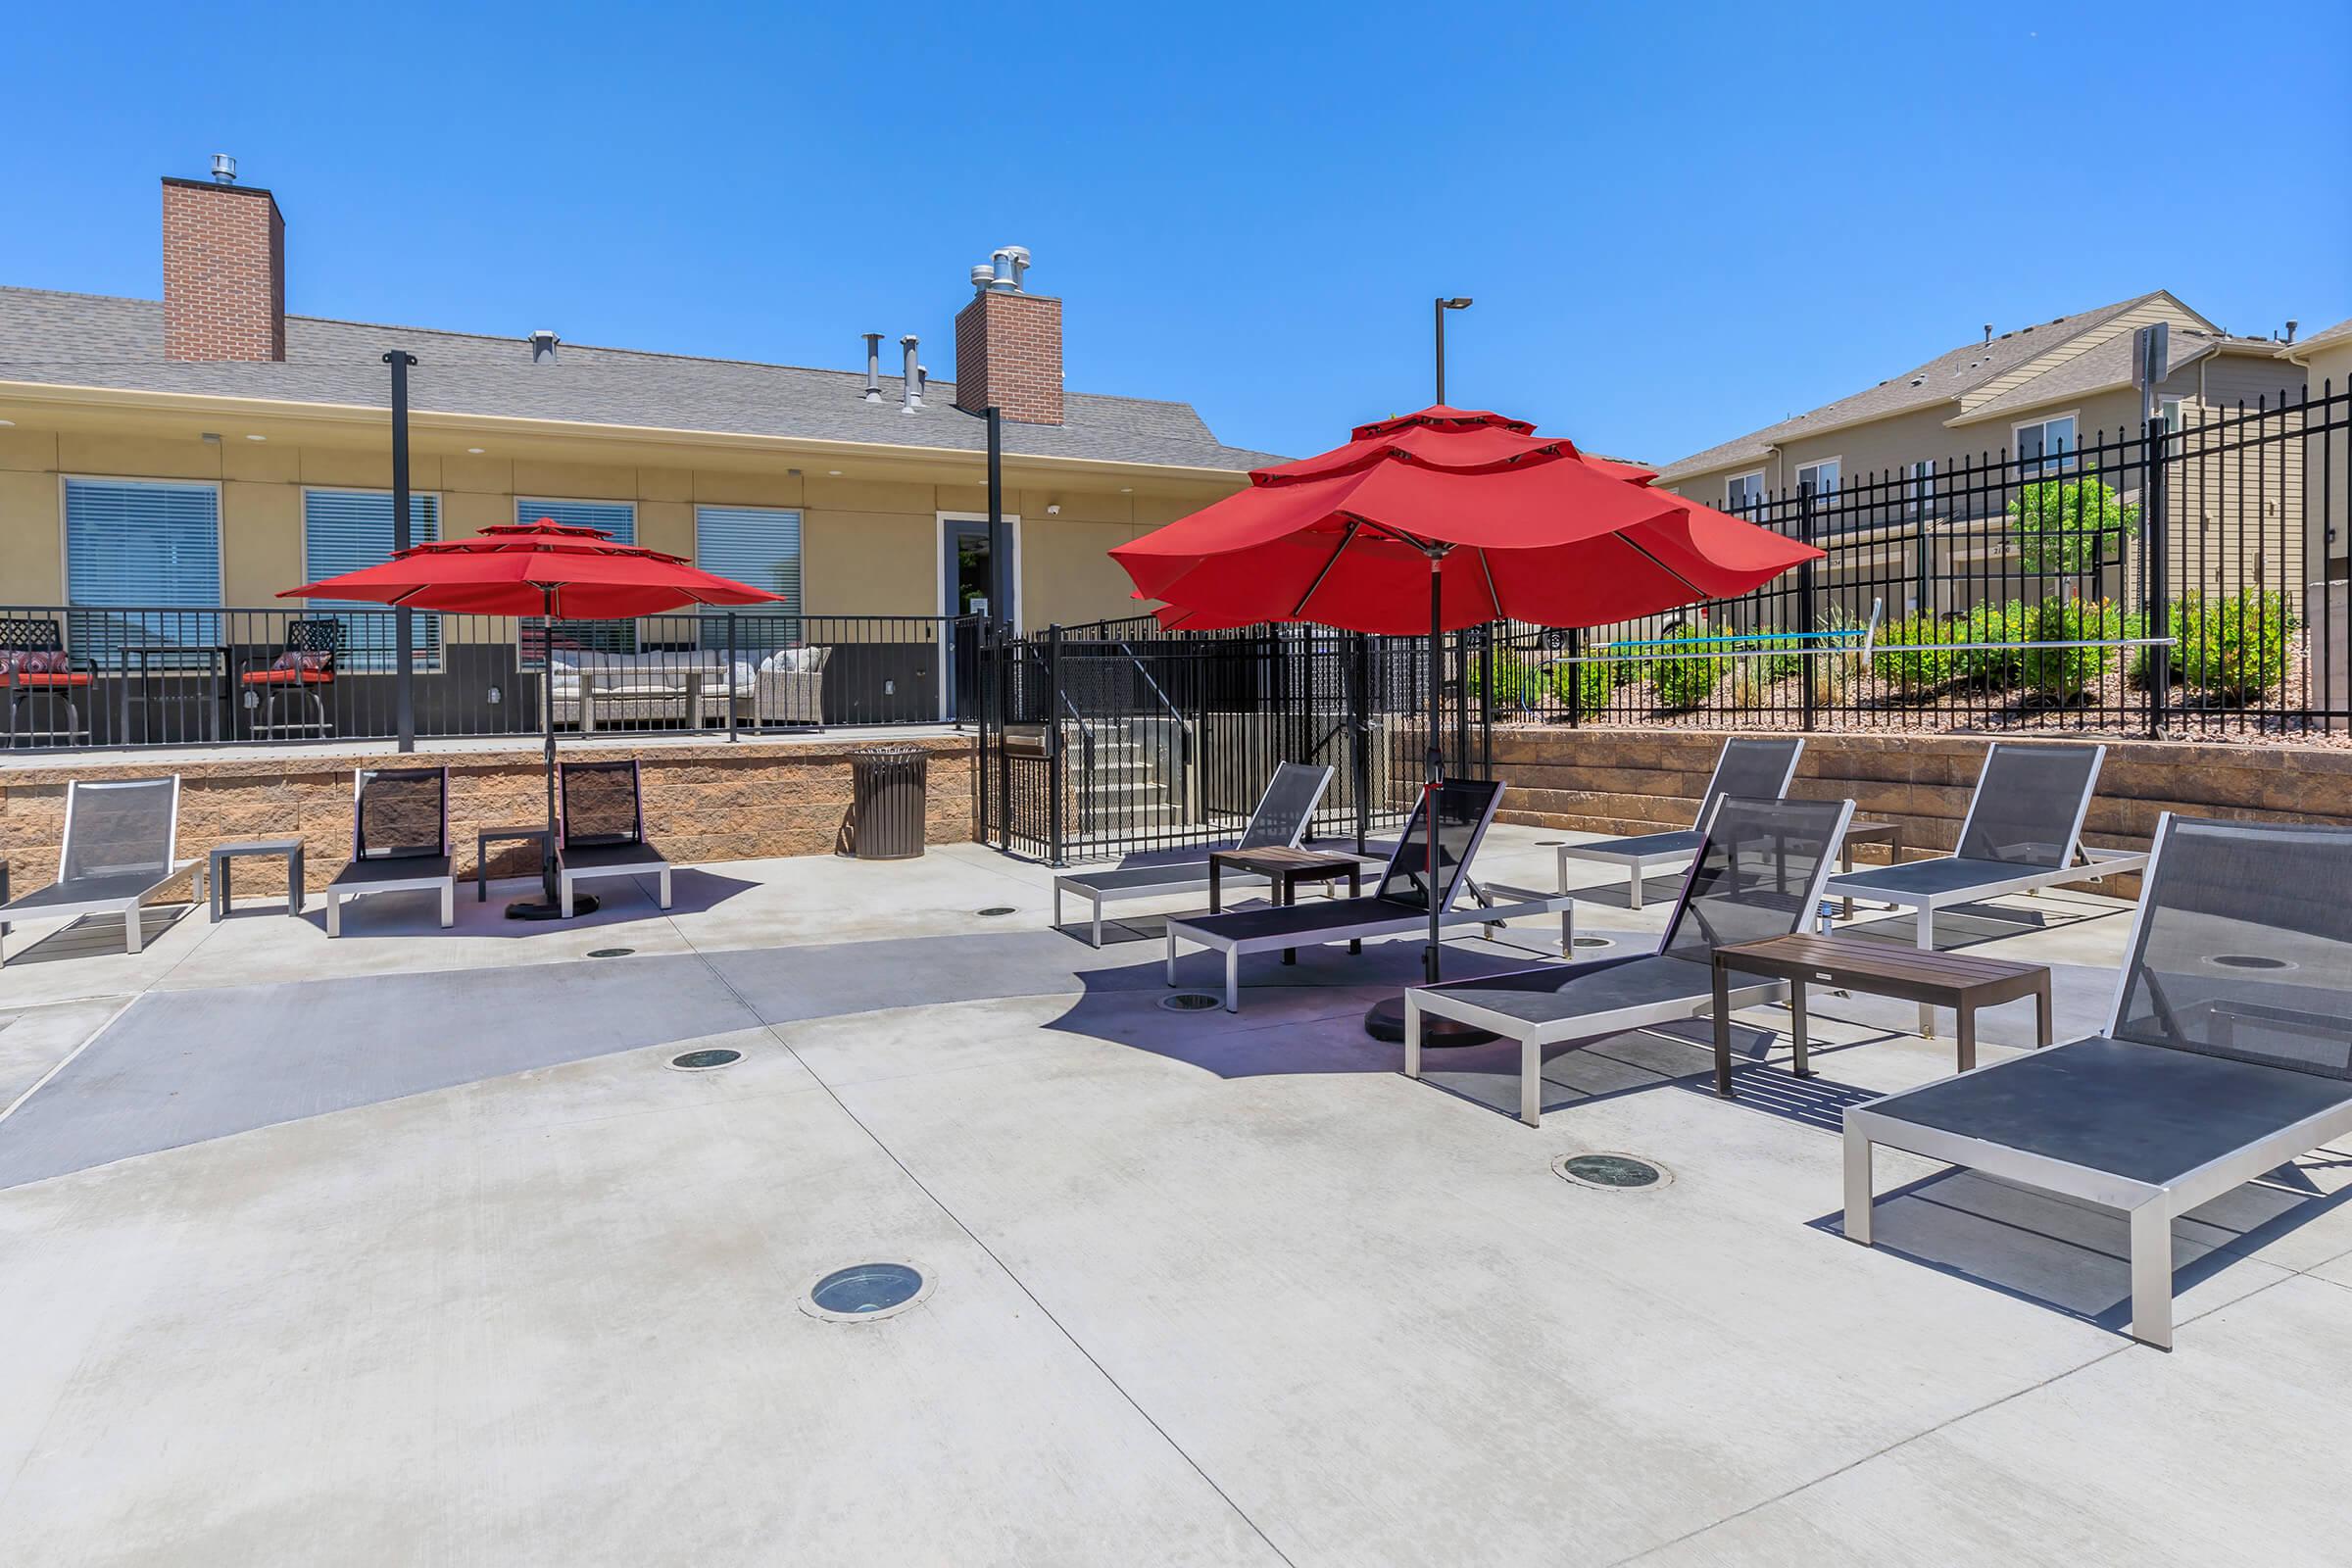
[1844,812,2352,1349]
[0,775,200,966]
[1163,778,1570,1012]
[1554,735,1805,908]
[1053,762,1334,946]
[1407,796,1855,1125]
[325,765,457,936]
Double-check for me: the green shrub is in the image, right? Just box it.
[1595,641,1648,687]
[2006,471,2136,573]
[2023,596,2124,700]
[1551,658,1613,716]
[2178,590,2298,701]
[1648,626,1724,710]
[1955,601,2027,688]
[1743,628,1809,683]
[1467,650,1539,710]
[1871,612,1957,693]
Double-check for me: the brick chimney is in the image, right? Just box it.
[954,247,1062,425]
[162,170,286,362]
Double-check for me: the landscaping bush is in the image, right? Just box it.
[1744,628,1809,683]
[2178,590,2298,701]
[1870,612,1957,693]
[1595,641,1648,687]
[1467,650,1540,710]
[2006,471,2135,573]
[1954,601,2027,688]
[1648,626,1724,710]
[1552,658,1613,717]
[2022,596,2124,700]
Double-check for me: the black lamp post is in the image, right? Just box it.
[1434,297,1473,404]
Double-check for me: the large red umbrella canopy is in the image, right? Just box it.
[282,519,783,616]
[1111,407,1819,634]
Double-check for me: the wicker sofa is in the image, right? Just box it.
[547,648,828,730]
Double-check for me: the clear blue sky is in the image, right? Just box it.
[7,0,2347,466]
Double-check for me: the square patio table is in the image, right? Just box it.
[207,838,305,921]
[476,825,553,902]
[1208,846,1363,964]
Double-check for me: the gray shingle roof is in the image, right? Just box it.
[1654,293,2166,480]
[2294,317,2352,353]
[0,287,1287,472]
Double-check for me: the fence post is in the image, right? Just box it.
[1046,622,1065,865]
[1797,482,1819,732]
[725,611,740,743]
[383,350,419,752]
[1349,631,1372,855]
[1564,626,1582,728]
[2143,414,2171,737]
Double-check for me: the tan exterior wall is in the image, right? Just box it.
[0,734,976,900]
[0,408,1241,629]
[2297,338,2352,576]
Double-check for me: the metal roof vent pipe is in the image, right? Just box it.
[210,153,237,184]
[530,330,560,365]
[1982,323,1993,344]
[900,334,922,412]
[2283,319,2299,345]
[970,264,996,298]
[1004,245,1030,291]
[861,332,885,401]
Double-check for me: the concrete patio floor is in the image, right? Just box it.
[1,823,2347,1565]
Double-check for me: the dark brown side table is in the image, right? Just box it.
[1835,818,1903,919]
[1709,932,2051,1097]
[477,825,554,903]
[1208,846,1362,964]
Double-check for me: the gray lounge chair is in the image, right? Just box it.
[325,766,456,936]
[557,758,672,917]
[1408,796,1855,1126]
[0,776,198,965]
[1053,761,1334,946]
[1164,778,1568,1012]
[1844,814,2352,1349]
[1554,736,1805,907]
[1822,741,2147,1032]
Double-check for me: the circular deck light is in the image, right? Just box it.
[588,947,635,958]
[801,1261,932,1322]
[1555,1152,1670,1191]
[668,1048,743,1071]
[975,906,1015,917]
[2208,954,2290,970]
[1159,991,1221,1012]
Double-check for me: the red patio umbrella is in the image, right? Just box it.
[1110,406,1822,1035]
[284,520,783,918]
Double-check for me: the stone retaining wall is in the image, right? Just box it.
[0,736,974,898]
[1489,727,2352,896]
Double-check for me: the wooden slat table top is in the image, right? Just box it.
[1842,818,1900,844]
[1714,933,2049,1002]
[1209,846,1360,874]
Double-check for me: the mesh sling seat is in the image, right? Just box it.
[556,759,671,918]
[1409,796,1855,1126]
[325,766,456,936]
[1053,762,1335,946]
[238,617,339,741]
[1821,741,2146,1031]
[1163,778,1569,1012]
[1554,736,1806,908]
[0,776,198,965]
[1845,815,2352,1349]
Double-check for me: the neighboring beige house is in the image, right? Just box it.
[1654,291,2315,613]
[0,165,1279,724]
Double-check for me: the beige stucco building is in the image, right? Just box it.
[0,170,1278,662]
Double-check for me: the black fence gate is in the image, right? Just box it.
[974,619,1493,865]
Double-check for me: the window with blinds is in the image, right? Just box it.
[303,490,443,670]
[695,505,803,651]
[64,478,222,662]
[517,498,637,656]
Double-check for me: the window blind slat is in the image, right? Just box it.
[694,505,804,651]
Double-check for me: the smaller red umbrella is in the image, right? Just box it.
[285,520,782,917]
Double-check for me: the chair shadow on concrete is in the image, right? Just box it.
[0,903,193,964]
[1811,1154,2352,1341]
[291,865,760,940]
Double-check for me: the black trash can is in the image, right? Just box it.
[847,745,927,859]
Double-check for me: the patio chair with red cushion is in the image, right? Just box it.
[2,616,94,747]
[239,618,340,740]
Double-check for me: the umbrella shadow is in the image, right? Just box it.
[292,865,760,941]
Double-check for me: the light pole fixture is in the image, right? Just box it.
[1434,297,1473,405]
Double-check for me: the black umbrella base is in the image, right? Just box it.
[505,893,598,921]
[1362,995,1499,1047]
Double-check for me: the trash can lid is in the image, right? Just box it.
[858,745,925,760]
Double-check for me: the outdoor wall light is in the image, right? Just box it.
[487,685,503,706]
[1046,503,1061,514]
[466,447,485,455]
[0,418,15,427]
[245,433,267,441]
[827,469,844,476]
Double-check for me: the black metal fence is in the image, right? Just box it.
[1490,383,2348,736]
[1,609,972,749]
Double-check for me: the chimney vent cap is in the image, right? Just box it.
[211,153,237,184]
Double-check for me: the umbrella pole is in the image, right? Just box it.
[506,589,595,919]
[1362,553,1495,1047]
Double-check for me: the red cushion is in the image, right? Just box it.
[3,650,63,675]
[9,670,89,687]
[243,667,332,686]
